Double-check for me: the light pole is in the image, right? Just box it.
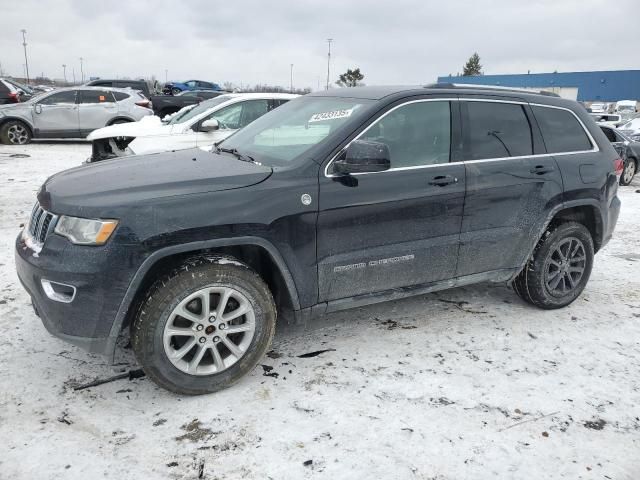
[326,38,333,90]
[290,64,294,93]
[165,69,168,83]
[72,67,76,84]
[21,29,30,85]
[79,57,84,83]
[62,64,67,85]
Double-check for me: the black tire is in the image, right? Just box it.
[171,87,182,95]
[0,120,32,145]
[131,256,276,395]
[513,222,594,309]
[619,157,636,186]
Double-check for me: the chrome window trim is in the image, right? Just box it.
[324,98,599,178]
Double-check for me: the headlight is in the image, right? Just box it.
[54,216,118,245]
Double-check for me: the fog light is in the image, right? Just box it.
[41,279,76,303]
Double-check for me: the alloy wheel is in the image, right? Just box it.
[623,161,636,184]
[7,124,29,145]
[544,237,586,297]
[163,286,256,376]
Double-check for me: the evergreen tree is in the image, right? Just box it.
[336,68,365,87]
[462,53,482,76]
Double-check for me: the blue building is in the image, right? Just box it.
[437,70,640,102]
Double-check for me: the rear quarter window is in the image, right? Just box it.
[113,92,130,101]
[532,106,593,153]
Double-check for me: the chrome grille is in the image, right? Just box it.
[27,203,57,245]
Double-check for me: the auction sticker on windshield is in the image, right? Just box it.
[309,108,354,123]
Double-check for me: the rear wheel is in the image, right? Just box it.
[620,158,636,186]
[171,87,182,95]
[513,222,594,309]
[131,256,276,395]
[0,120,32,145]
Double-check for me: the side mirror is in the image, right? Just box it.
[333,140,391,175]
[34,104,42,114]
[200,119,219,132]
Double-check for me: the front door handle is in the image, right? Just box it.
[530,165,555,175]
[429,175,458,187]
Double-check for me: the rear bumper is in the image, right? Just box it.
[602,194,621,248]
[15,232,134,357]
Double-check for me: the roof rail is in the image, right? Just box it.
[425,83,561,97]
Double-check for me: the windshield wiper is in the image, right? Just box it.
[215,146,259,164]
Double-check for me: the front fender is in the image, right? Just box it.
[103,236,301,361]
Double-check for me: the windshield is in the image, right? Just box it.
[167,95,233,125]
[217,96,375,166]
[617,105,635,112]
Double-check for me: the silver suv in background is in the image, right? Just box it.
[0,86,153,145]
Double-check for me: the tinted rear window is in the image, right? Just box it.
[113,92,130,101]
[465,102,533,160]
[532,106,592,153]
[80,90,115,103]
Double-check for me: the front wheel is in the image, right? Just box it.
[131,256,276,395]
[0,120,32,145]
[513,222,594,309]
[620,158,636,186]
[171,87,182,95]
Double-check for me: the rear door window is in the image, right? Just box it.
[464,101,533,160]
[532,106,592,153]
[600,126,617,143]
[79,90,115,103]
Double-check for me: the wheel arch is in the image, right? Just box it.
[105,237,300,361]
[0,116,34,136]
[107,116,135,126]
[512,201,603,282]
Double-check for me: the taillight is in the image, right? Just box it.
[613,158,624,178]
[8,92,20,103]
[135,100,150,108]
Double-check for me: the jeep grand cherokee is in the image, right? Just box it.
[15,85,621,394]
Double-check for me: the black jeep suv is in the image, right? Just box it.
[15,85,621,394]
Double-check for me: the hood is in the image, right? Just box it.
[39,148,272,213]
[0,102,30,113]
[87,116,170,140]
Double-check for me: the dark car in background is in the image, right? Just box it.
[15,84,621,394]
[0,79,26,104]
[150,90,226,117]
[177,90,225,100]
[84,79,150,98]
[600,125,639,185]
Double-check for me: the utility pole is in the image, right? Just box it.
[79,57,84,83]
[165,69,168,83]
[326,38,333,90]
[290,64,294,93]
[21,29,30,85]
[72,67,76,84]
[0,61,3,76]
[62,64,67,85]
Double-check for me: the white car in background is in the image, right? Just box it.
[87,93,297,161]
[590,113,623,128]
[618,117,640,142]
[589,102,608,113]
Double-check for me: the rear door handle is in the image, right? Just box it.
[429,175,458,187]
[530,165,555,175]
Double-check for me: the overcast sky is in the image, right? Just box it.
[1,0,637,89]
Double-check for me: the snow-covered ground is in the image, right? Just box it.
[0,142,638,479]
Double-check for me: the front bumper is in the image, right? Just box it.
[15,231,135,357]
